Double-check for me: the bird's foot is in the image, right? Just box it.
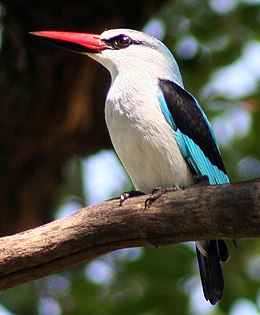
[193,175,210,186]
[145,186,178,209]
[119,190,145,206]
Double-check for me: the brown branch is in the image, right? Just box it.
[0,179,259,291]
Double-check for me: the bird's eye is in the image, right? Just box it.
[113,35,131,49]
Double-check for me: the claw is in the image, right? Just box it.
[119,190,145,206]
[145,186,179,209]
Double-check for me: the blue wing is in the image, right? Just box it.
[158,79,229,185]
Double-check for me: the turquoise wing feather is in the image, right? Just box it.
[158,79,229,185]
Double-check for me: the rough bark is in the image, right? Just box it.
[0,179,259,291]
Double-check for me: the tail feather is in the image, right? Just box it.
[217,240,229,262]
[196,240,228,304]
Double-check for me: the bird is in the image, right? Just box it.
[31,28,230,304]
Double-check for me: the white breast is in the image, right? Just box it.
[105,80,194,194]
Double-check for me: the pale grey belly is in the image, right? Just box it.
[106,113,194,193]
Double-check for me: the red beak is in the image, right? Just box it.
[30,31,107,53]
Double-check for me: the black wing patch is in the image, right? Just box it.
[159,79,227,174]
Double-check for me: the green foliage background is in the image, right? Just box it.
[0,1,259,314]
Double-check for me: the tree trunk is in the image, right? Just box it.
[0,0,168,235]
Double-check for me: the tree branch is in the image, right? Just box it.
[0,179,259,291]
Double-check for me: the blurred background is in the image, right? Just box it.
[0,0,260,314]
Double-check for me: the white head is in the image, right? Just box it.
[93,29,183,85]
[32,28,183,86]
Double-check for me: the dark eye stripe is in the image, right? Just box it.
[103,34,131,49]
[102,34,153,50]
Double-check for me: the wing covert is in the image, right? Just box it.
[158,79,229,184]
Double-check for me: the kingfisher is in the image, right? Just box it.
[31,28,230,304]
